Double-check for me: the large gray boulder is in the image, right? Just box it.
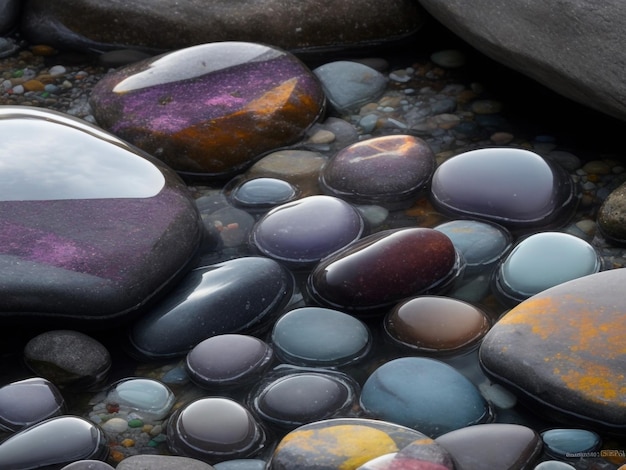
[418,0,626,122]
[0,0,20,34]
[21,0,424,55]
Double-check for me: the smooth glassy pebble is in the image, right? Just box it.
[0,107,202,327]
[213,459,266,470]
[249,368,358,430]
[269,418,432,470]
[540,428,602,459]
[90,42,325,177]
[0,377,65,432]
[358,437,455,469]
[60,460,116,470]
[384,296,491,354]
[115,454,215,470]
[313,61,387,113]
[307,227,463,314]
[271,307,371,367]
[430,148,577,233]
[533,462,576,470]
[360,357,491,437]
[167,397,266,464]
[492,232,601,307]
[105,378,175,422]
[228,177,298,210]
[186,334,274,390]
[23,330,111,389]
[251,195,364,269]
[435,423,542,470]
[320,134,435,209]
[129,257,294,359]
[0,416,108,469]
[434,219,512,275]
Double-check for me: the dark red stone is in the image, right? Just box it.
[307,228,463,314]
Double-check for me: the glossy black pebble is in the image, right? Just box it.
[129,256,294,359]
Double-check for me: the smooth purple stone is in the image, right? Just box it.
[0,377,65,432]
[0,107,202,327]
[129,257,295,360]
[251,195,365,269]
[307,227,463,314]
[90,42,326,178]
[430,148,577,232]
[320,134,436,209]
[186,334,275,390]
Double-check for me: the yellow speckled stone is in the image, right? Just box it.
[480,268,626,432]
[270,418,429,470]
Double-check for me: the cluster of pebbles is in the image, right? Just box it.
[2,40,626,469]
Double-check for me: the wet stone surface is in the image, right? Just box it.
[0,107,203,328]
[308,227,463,314]
[270,418,432,470]
[185,334,275,391]
[3,28,626,470]
[320,134,436,209]
[480,268,626,433]
[384,295,491,355]
[360,357,491,437]
[251,195,365,269]
[90,42,325,178]
[430,148,578,233]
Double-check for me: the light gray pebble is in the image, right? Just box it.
[116,455,215,470]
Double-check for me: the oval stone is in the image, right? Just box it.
[356,438,455,470]
[491,232,601,306]
[104,378,175,422]
[186,334,275,390]
[167,397,266,464]
[251,195,365,269]
[479,268,626,432]
[249,369,358,430]
[360,357,491,437]
[384,296,491,355]
[0,416,108,469]
[430,148,577,233]
[320,134,436,209]
[0,377,65,432]
[90,42,326,177]
[269,418,433,470]
[24,330,111,389]
[0,107,202,327]
[115,455,214,470]
[228,177,298,210]
[435,423,542,470]
[307,228,463,314]
[271,307,371,367]
[540,428,602,459]
[129,256,295,360]
[434,219,512,276]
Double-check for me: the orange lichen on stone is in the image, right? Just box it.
[244,78,298,116]
[276,425,399,469]
[559,361,626,405]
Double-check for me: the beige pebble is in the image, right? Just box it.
[490,131,514,145]
[359,102,379,115]
[307,129,336,144]
[427,113,460,130]
[378,96,403,108]
[575,219,597,236]
[582,160,611,175]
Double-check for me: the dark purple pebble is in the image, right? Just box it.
[307,227,463,314]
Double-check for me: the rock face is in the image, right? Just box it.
[417,0,626,121]
[21,0,425,55]
[479,268,626,432]
[0,107,203,328]
[90,42,325,178]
